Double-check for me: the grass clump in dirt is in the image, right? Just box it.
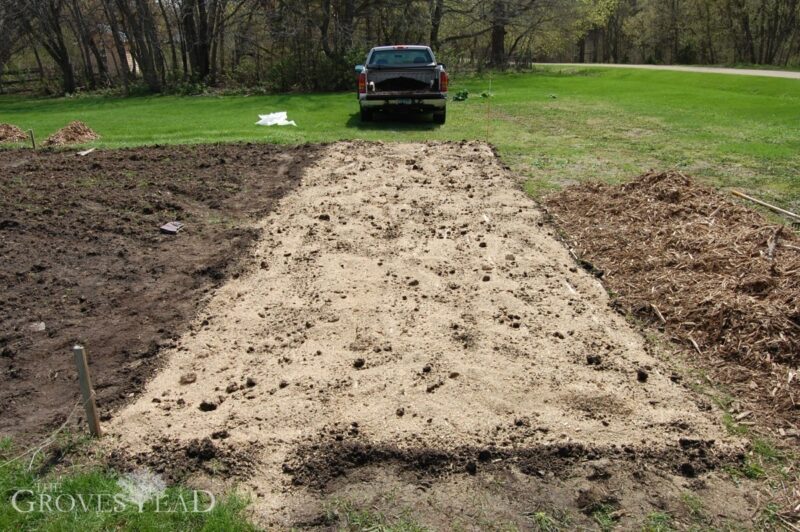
[728,437,789,481]
[525,509,571,531]
[324,499,428,531]
[722,413,749,436]
[644,511,675,532]
[590,503,620,531]
[680,492,707,523]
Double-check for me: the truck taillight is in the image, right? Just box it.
[358,73,366,94]
[439,71,448,92]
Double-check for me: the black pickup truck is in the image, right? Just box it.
[356,45,448,124]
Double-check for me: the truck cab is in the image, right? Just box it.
[356,45,448,124]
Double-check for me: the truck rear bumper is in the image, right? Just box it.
[360,94,446,111]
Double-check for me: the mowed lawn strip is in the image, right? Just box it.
[1,68,798,209]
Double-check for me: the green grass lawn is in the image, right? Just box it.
[0,437,256,531]
[2,66,798,210]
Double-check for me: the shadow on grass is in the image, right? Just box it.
[346,111,441,131]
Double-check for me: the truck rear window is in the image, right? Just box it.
[368,49,433,66]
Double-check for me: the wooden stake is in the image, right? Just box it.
[28,129,36,150]
[486,72,492,142]
[72,345,102,437]
[731,189,800,222]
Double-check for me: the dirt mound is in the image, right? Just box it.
[108,143,752,527]
[108,436,262,482]
[44,121,99,146]
[545,171,800,419]
[285,429,734,491]
[0,124,28,143]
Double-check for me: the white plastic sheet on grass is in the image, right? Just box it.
[255,112,296,126]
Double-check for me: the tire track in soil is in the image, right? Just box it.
[107,141,756,528]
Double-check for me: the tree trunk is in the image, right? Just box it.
[169,0,189,79]
[101,0,130,92]
[430,0,443,49]
[181,0,213,81]
[490,0,506,67]
[68,0,102,89]
[157,0,180,81]
[23,1,78,94]
[30,38,46,87]
[115,0,164,91]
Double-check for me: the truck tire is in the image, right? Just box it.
[360,107,372,122]
[433,110,446,124]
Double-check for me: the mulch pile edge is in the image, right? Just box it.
[544,171,799,431]
[0,123,28,143]
[43,121,99,146]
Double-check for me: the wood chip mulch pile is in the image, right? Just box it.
[0,123,28,143]
[44,120,99,146]
[545,171,800,426]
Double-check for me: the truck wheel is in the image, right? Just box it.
[433,110,446,124]
[360,107,372,122]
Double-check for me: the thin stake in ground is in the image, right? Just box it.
[73,345,102,437]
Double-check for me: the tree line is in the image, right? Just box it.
[0,0,798,95]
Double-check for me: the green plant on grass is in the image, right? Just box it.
[0,437,12,452]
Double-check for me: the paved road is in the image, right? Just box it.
[543,63,800,80]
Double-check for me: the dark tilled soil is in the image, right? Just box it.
[0,144,318,444]
[108,436,262,483]
[283,431,750,530]
[283,429,735,491]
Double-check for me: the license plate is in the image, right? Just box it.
[398,98,413,105]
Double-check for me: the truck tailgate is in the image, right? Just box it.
[367,67,438,92]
